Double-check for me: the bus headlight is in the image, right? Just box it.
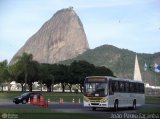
[100,98,107,103]
[83,96,90,102]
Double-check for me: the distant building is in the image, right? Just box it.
[10,81,18,91]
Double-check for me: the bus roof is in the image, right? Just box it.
[86,76,144,83]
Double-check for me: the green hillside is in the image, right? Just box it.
[60,45,160,86]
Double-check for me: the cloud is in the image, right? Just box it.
[76,0,142,9]
[0,51,13,62]
[144,12,160,32]
[0,0,160,62]
[85,20,136,47]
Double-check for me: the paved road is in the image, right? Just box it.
[47,102,160,118]
[0,99,160,118]
[0,99,40,109]
[1,99,160,111]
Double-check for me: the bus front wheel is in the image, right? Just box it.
[114,100,118,111]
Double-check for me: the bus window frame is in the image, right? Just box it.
[125,82,129,93]
[119,81,125,92]
[109,79,114,95]
[84,78,109,97]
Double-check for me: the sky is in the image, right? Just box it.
[0,0,160,62]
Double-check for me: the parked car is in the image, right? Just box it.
[13,92,42,104]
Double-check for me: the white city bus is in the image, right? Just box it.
[83,76,145,111]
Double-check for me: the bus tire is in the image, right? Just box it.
[114,100,118,111]
[132,100,136,110]
[92,107,96,111]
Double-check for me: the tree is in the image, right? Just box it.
[67,68,75,92]
[94,66,114,76]
[70,60,95,92]
[0,60,10,92]
[69,60,114,92]
[39,64,54,92]
[16,53,39,91]
[27,61,39,92]
[52,64,69,92]
[16,72,25,92]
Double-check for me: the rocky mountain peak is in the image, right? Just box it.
[10,7,89,64]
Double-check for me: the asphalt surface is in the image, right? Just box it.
[0,99,160,118]
[0,99,40,109]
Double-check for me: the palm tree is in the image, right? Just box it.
[17,53,33,91]
[8,62,24,91]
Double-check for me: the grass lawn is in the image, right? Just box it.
[145,96,160,104]
[0,92,106,119]
[137,108,160,114]
[43,92,83,102]
[0,92,160,118]
[0,109,106,119]
[0,91,21,99]
[1,92,160,104]
[0,91,83,103]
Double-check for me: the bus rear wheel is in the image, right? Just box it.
[132,100,136,110]
[114,100,118,111]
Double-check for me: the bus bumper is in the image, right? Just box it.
[83,101,109,108]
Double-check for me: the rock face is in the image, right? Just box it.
[10,7,89,64]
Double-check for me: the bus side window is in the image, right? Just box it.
[133,83,137,93]
[125,82,129,93]
[114,81,119,92]
[140,83,144,93]
[129,82,134,93]
[119,81,125,92]
[109,80,114,95]
[136,83,139,93]
[137,83,140,93]
[142,84,145,93]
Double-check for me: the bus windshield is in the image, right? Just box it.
[84,83,107,97]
